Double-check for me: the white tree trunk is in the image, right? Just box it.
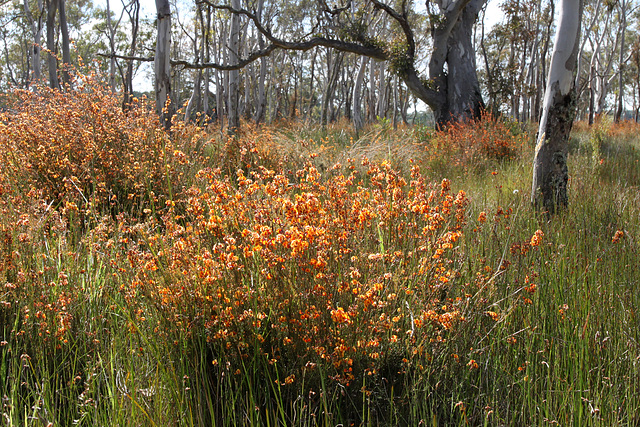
[352,56,369,132]
[227,0,241,133]
[155,0,172,129]
[531,0,583,213]
[615,0,627,122]
[368,59,376,122]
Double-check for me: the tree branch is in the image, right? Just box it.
[197,0,387,59]
[98,35,382,71]
[369,0,415,57]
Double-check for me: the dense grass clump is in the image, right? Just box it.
[1,76,640,425]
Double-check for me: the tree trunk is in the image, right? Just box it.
[184,7,202,123]
[106,0,117,91]
[254,52,267,123]
[412,0,486,127]
[203,9,211,120]
[58,0,71,86]
[352,56,369,132]
[615,0,627,123]
[46,0,59,89]
[155,0,173,129]
[253,0,267,124]
[531,0,583,213]
[368,59,376,122]
[214,20,225,128]
[440,3,484,125]
[24,0,44,83]
[227,0,241,133]
[321,51,343,127]
[123,1,140,109]
[376,62,387,118]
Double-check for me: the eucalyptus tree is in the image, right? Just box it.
[155,0,172,129]
[532,0,583,213]
[23,0,45,82]
[44,0,72,88]
[576,0,639,123]
[192,0,487,128]
[121,0,141,108]
[614,0,636,122]
[479,0,554,120]
[11,0,93,88]
[582,1,617,122]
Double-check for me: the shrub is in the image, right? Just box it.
[0,71,204,217]
[122,158,473,387]
[420,111,526,174]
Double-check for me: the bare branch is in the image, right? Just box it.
[97,52,153,62]
[172,45,278,70]
[98,35,382,71]
[197,0,387,59]
[369,0,415,57]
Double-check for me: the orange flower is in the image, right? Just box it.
[485,311,499,321]
[330,307,352,324]
[530,229,544,247]
[612,229,624,244]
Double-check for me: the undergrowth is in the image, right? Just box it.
[1,74,639,425]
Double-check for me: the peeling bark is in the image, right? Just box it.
[531,0,583,213]
[155,0,173,129]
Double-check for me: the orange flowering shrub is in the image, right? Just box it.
[0,72,204,215]
[607,119,640,143]
[123,158,470,383]
[422,111,525,169]
[0,188,82,346]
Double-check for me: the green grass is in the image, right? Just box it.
[2,118,640,426]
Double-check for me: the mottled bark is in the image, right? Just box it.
[532,86,574,212]
[227,0,241,133]
[423,0,486,127]
[532,0,583,213]
[155,0,173,129]
[441,4,484,125]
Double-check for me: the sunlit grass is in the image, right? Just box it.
[1,74,640,425]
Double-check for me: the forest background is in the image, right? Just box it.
[2,0,638,128]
